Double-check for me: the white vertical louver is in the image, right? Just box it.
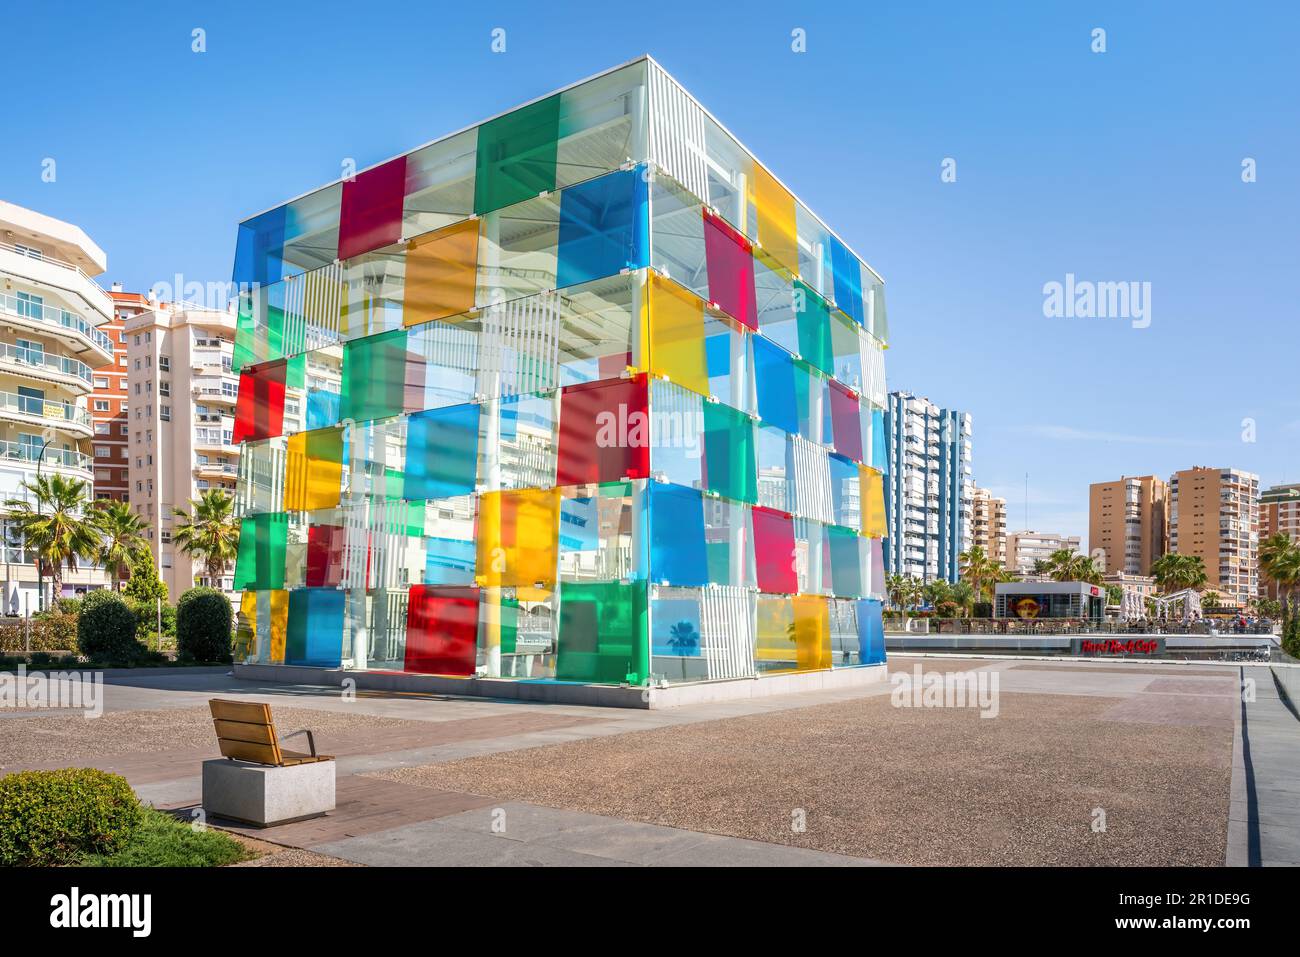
[791,434,834,524]
[648,64,710,204]
[700,585,756,680]
[477,290,561,398]
[303,261,344,351]
[860,330,887,409]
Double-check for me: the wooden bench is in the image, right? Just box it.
[203,699,336,827]
[209,699,333,767]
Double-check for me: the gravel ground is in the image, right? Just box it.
[0,704,433,768]
[373,691,1233,866]
[229,845,363,867]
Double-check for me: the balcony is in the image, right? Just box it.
[0,289,114,363]
[0,342,93,392]
[194,461,238,479]
[0,241,113,322]
[192,383,238,405]
[0,389,92,435]
[0,439,92,476]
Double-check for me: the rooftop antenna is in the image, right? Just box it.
[1024,472,1029,530]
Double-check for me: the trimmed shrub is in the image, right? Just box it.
[176,588,233,663]
[76,590,147,663]
[0,768,143,866]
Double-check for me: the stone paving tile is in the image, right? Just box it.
[311,819,634,867]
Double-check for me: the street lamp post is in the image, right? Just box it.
[34,437,52,614]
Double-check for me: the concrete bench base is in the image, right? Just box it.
[202,758,335,828]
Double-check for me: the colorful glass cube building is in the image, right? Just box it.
[229,56,889,688]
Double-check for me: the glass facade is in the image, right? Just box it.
[229,57,888,685]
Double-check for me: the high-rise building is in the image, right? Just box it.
[883,392,972,581]
[970,486,1007,566]
[1168,466,1259,609]
[0,201,115,612]
[1005,529,1082,577]
[89,283,141,502]
[125,302,239,599]
[1259,482,1299,600]
[1088,474,1167,576]
[225,57,891,685]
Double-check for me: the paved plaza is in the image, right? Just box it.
[1,656,1296,866]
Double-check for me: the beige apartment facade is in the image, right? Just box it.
[1088,474,1167,577]
[0,201,115,613]
[970,486,1007,566]
[124,303,239,599]
[1168,466,1259,609]
[1260,482,1300,601]
[1006,529,1082,577]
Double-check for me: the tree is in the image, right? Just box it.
[1202,590,1221,609]
[92,500,148,591]
[1261,533,1300,610]
[923,579,954,610]
[1104,584,1124,606]
[77,590,146,663]
[122,550,168,605]
[951,580,976,618]
[171,489,239,586]
[175,587,233,662]
[3,474,100,609]
[959,546,1004,602]
[1150,553,1208,594]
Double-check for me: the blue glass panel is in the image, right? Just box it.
[648,482,708,586]
[872,408,887,472]
[233,206,286,288]
[425,536,477,585]
[556,166,649,288]
[827,526,863,598]
[857,597,886,664]
[753,335,798,434]
[829,453,858,527]
[559,495,600,552]
[405,403,480,501]
[651,598,703,657]
[285,588,345,667]
[306,387,341,430]
[829,235,865,326]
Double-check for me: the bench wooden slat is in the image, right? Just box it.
[217,738,282,765]
[213,719,277,746]
[210,700,272,724]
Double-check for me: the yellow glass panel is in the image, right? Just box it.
[750,164,798,276]
[647,273,708,395]
[284,428,344,512]
[861,465,887,537]
[792,594,831,671]
[755,595,796,670]
[235,591,258,661]
[476,488,560,587]
[265,589,289,664]
[404,218,480,327]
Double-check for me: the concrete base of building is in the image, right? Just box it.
[231,662,889,710]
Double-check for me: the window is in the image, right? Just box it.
[136,481,143,492]
[145,331,151,343]
[94,377,109,389]
[145,356,152,368]
[118,332,127,344]
[94,400,110,412]
[94,423,110,435]
[134,359,141,371]
[160,530,171,544]
[160,406,170,421]
[134,335,141,346]
[120,423,128,435]
[159,357,170,372]
[94,446,110,457]
[118,355,127,366]
[160,382,169,397]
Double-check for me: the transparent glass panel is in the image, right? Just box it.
[649,378,704,489]
[477,192,561,306]
[649,173,709,301]
[556,61,647,189]
[402,128,477,239]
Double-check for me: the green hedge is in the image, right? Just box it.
[0,768,143,866]
[176,588,233,663]
[76,590,147,664]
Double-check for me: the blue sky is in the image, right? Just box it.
[4,0,1297,542]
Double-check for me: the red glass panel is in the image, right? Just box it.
[305,523,345,588]
[404,584,479,675]
[556,374,650,486]
[829,380,863,462]
[232,360,287,444]
[752,505,797,594]
[703,210,757,330]
[338,156,407,261]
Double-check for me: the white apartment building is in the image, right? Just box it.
[883,391,973,582]
[0,201,116,613]
[971,486,1007,566]
[1005,529,1083,577]
[124,303,239,599]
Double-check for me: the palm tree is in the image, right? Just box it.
[1202,590,1221,609]
[1150,553,1208,594]
[92,499,149,591]
[923,579,953,610]
[951,580,976,618]
[3,474,101,609]
[172,489,240,586]
[1261,533,1300,609]
[958,545,1003,602]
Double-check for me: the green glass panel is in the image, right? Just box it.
[795,281,834,375]
[703,402,757,504]
[233,292,258,373]
[500,595,520,655]
[341,328,407,424]
[556,581,648,684]
[474,95,561,214]
[233,513,287,590]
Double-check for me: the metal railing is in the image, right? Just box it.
[0,390,92,428]
[0,342,93,384]
[0,439,92,471]
[0,290,114,355]
[887,616,1278,637]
